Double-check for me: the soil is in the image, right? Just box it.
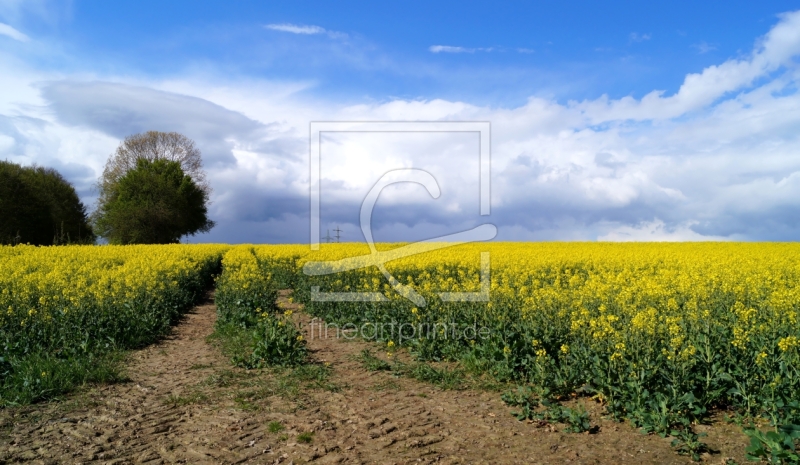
[0,291,750,464]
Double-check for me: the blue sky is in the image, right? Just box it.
[2,1,800,242]
[15,1,795,103]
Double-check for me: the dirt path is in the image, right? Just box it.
[0,293,747,464]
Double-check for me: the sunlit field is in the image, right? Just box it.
[4,243,799,459]
[0,244,228,404]
[221,242,800,456]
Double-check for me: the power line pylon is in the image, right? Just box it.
[333,226,342,243]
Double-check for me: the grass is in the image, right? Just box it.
[0,351,128,407]
[357,348,464,389]
[198,363,340,412]
[204,369,254,388]
[361,359,467,391]
[357,344,506,392]
[370,379,402,391]
[268,421,285,433]
[297,431,314,443]
[401,362,465,390]
[233,395,259,411]
[206,323,252,363]
[189,363,213,370]
[356,349,392,372]
[164,391,208,407]
[290,364,340,392]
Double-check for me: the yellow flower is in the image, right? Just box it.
[7,239,800,423]
[778,336,798,352]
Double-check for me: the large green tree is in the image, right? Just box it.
[0,161,94,245]
[98,131,210,208]
[94,158,214,244]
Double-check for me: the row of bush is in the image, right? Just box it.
[0,161,94,246]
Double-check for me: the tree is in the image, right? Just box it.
[0,161,95,245]
[94,158,214,244]
[99,131,210,203]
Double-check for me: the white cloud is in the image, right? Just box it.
[629,32,651,42]
[0,22,28,41]
[429,45,493,53]
[264,23,347,39]
[597,220,733,242]
[430,45,533,54]
[692,41,717,54]
[265,23,325,35]
[429,45,470,53]
[578,11,800,122]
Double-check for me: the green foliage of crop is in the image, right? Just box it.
[501,385,593,433]
[745,423,800,463]
[214,247,307,368]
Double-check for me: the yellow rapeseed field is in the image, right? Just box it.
[0,244,228,404]
[4,243,799,457]
[218,242,800,451]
